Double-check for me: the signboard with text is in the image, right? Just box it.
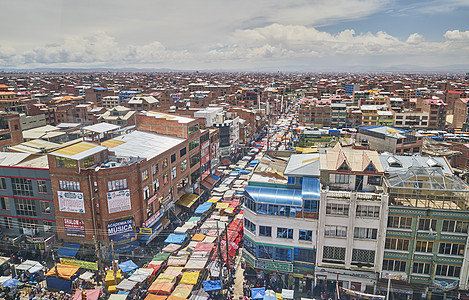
[107,189,131,214]
[107,218,135,242]
[64,218,85,237]
[58,191,85,213]
[142,208,164,228]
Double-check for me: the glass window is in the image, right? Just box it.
[0,197,10,210]
[418,218,436,231]
[152,163,159,175]
[171,153,176,163]
[387,216,412,229]
[108,179,127,191]
[268,204,279,215]
[382,259,406,272]
[12,178,33,196]
[142,170,149,181]
[59,181,81,191]
[258,246,273,259]
[277,228,293,239]
[354,227,377,239]
[43,221,54,233]
[294,248,315,263]
[323,246,345,263]
[435,264,461,277]
[82,155,95,168]
[37,180,48,193]
[356,205,380,217]
[0,178,6,189]
[415,241,433,253]
[299,230,312,241]
[188,124,199,135]
[259,226,272,237]
[171,166,177,179]
[244,238,256,256]
[162,158,168,169]
[15,199,37,216]
[40,201,52,214]
[190,154,200,168]
[385,238,409,251]
[244,218,256,234]
[2,217,13,229]
[335,174,349,184]
[442,220,469,233]
[304,200,318,213]
[189,139,200,151]
[180,147,187,157]
[56,157,77,168]
[326,203,349,216]
[351,249,375,265]
[163,172,169,185]
[325,225,347,237]
[439,243,464,256]
[153,179,159,193]
[180,159,187,171]
[275,247,292,261]
[413,262,431,274]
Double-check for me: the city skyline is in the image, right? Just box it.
[1,0,469,71]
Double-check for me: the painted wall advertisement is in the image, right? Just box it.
[107,189,131,214]
[64,218,85,237]
[58,191,85,213]
[107,218,135,242]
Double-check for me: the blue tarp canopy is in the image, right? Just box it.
[245,186,302,207]
[118,291,130,295]
[240,170,251,175]
[2,278,20,288]
[164,233,187,244]
[301,177,320,200]
[250,160,259,167]
[212,175,220,181]
[203,280,222,292]
[229,171,239,176]
[115,241,139,253]
[57,243,81,258]
[118,260,138,273]
[247,152,256,156]
[252,287,266,299]
[194,202,212,215]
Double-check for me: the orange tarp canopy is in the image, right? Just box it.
[148,281,175,294]
[46,264,80,280]
[191,234,205,242]
[145,295,168,300]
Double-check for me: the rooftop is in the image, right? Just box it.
[51,141,107,160]
[284,154,320,177]
[144,111,196,124]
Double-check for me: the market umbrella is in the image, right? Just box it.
[252,287,265,300]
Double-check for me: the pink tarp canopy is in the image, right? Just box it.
[193,242,214,253]
[72,289,102,300]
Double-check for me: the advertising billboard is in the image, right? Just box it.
[64,218,85,237]
[107,189,131,214]
[107,218,135,242]
[58,191,85,213]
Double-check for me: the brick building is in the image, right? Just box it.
[0,112,23,151]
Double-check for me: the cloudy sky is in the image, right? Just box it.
[1,0,469,71]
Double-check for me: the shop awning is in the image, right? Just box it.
[377,282,413,295]
[57,243,81,258]
[177,194,199,208]
[115,241,139,254]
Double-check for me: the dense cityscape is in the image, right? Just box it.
[0,71,467,300]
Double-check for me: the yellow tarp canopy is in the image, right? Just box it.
[46,264,80,280]
[191,234,206,242]
[207,198,219,203]
[145,295,168,300]
[180,271,199,285]
[167,295,187,300]
[176,193,199,208]
[156,273,177,283]
[215,203,229,210]
[172,284,194,298]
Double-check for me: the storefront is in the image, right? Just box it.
[315,267,377,294]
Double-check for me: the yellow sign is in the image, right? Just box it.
[138,227,152,235]
[60,258,98,271]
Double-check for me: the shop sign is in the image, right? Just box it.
[107,189,131,214]
[281,289,294,299]
[381,271,407,281]
[257,259,293,273]
[316,267,376,280]
[137,227,152,235]
[58,191,85,213]
[60,258,98,271]
[145,223,163,245]
[107,218,135,242]
[64,218,85,237]
[26,236,44,244]
[142,208,164,228]
[45,235,55,252]
[147,193,162,206]
[242,250,256,267]
[162,193,172,206]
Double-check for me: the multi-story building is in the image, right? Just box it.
[394,110,430,129]
[243,153,321,294]
[127,96,159,111]
[316,145,388,294]
[416,98,447,129]
[360,105,389,126]
[119,91,140,106]
[98,106,136,127]
[356,126,423,155]
[0,153,56,253]
[331,103,347,128]
[0,112,23,151]
[47,129,191,248]
[380,154,469,297]
[102,96,120,109]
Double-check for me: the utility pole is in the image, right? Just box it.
[225,223,231,279]
[111,241,117,285]
[386,275,391,300]
[93,235,102,284]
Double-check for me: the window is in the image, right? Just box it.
[171,153,176,163]
[326,203,349,216]
[188,124,199,135]
[439,243,464,256]
[18,218,38,232]
[43,221,53,233]
[15,199,37,216]
[257,204,268,215]
[189,139,199,151]
[12,178,33,196]
[442,220,469,233]
[383,259,406,272]
[152,164,159,175]
[0,178,5,189]
[325,225,347,237]
[356,205,380,217]
[59,180,80,191]
[162,158,168,169]
[387,216,412,229]
[268,204,279,215]
[415,241,433,253]
[385,238,409,251]
[352,249,375,265]
[108,179,127,191]
[37,180,48,193]
[82,155,95,168]
[180,147,187,157]
[258,246,273,259]
[171,166,177,179]
[259,226,272,237]
[163,172,169,185]
[56,157,77,168]
[40,201,52,214]
[275,247,292,261]
[323,246,346,263]
[153,179,159,193]
[244,219,256,234]
[303,200,318,213]
[244,238,256,256]
[294,248,315,263]
[190,154,200,168]
[142,170,149,181]
[0,197,10,210]
[435,264,461,278]
[367,176,381,186]
[418,218,436,231]
[180,159,187,172]
[354,228,377,239]
[335,174,349,184]
[413,262,431,275]
[277,228,293,239]
[143,186,150,200]
[299,230,312,241]
[2,217,13,229]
